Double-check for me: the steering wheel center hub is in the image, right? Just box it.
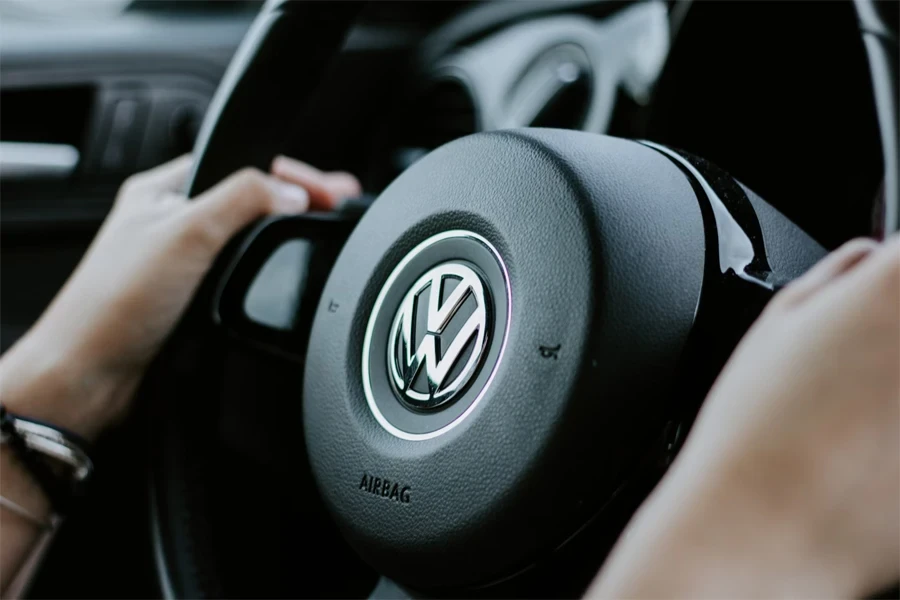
[303,129,706,589]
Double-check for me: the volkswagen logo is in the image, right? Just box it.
[387,262,490,409]
[361,230,510,441]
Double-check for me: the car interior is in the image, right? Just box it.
[1,0,897,598]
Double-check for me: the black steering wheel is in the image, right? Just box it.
[147,1,899,598]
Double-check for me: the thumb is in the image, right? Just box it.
[776,237,880,307]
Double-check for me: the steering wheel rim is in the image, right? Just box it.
[149,1,899,597]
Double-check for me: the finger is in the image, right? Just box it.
[271,155,362,210]
[187,167,309,250]
[839,233,900,296]
[874,231,900,265]
[129,154,194,194]
[325,171,364,202]
[776,237,881,306]
[158,191,189,208]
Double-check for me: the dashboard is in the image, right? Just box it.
[0,0,882,249]
[275,0,882,251]
[367,2,671,188]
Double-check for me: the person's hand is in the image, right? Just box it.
[0,155,361,440]
[591,236,900,598]
[271,154,361,210]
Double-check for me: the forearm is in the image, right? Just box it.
[591,237,900,599]
[588,444,864,599]
[0,322,138,442]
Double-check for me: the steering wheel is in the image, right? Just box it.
[147,1,899,597]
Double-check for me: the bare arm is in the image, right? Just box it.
[590,237,900,598]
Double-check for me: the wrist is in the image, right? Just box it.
[0,329,138,441]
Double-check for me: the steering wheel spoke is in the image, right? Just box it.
[213,213,357,359]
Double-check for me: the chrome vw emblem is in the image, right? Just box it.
[387,263,489,409]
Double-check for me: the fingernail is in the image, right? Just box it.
[274,180,309,212]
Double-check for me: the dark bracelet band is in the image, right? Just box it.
[0,404,94,516]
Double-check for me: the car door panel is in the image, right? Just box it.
[1,8,255,353]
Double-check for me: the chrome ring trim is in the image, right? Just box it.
[361,230,511,441]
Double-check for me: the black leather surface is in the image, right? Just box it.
[186,1,363,197]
